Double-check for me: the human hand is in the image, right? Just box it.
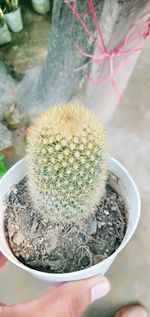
[0,253,146,317]
[0,252,7,267]
[0,252,110,317]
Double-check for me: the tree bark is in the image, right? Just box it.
[79,0,150,123]
[17,0,105,117]
[3,0,150,119]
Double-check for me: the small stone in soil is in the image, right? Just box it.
[104,210,109,215]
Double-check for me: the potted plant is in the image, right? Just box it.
[31,0,50,15]
[0,7,11,45]
[5,0,23,33]
[0,104,141,285]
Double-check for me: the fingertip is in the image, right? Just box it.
[115,305,147,317]
[0,253,7,268]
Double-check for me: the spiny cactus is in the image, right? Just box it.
[27,104,108,223]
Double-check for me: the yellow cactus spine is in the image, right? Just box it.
[27,104,108,223]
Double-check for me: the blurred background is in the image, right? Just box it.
[0,1,150,316]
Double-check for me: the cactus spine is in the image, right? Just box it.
[27,104,108,223]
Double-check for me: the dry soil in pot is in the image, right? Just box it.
[4,175,127,273]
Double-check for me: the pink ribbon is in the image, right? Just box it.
[65,0,150,97]
[64,0,92,17]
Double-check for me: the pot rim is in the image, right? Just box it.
[0,157,141,278]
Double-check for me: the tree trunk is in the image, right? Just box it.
[2,0,150,120]
[17,0,105,117]
[79,0,150,123]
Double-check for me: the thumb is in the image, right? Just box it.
[52,275,110,317]
[0,275,110,317]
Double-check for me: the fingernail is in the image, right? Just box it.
[91,281,110,303]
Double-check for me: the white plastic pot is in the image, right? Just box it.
[32,0,50,15]
[5,7,23,33]
[0,157,140,285]
[0,23,11,45]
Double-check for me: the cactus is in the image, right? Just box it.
[27,104,108,223]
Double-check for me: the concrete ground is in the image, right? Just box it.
[0,2,150,316]
[0,0,50,79]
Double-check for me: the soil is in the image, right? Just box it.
[4,176,127,273]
